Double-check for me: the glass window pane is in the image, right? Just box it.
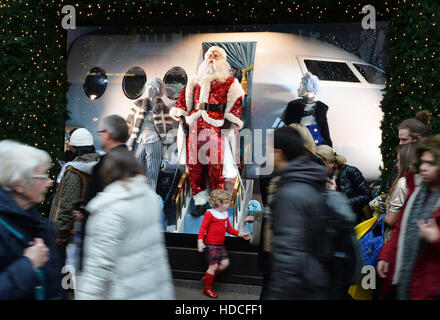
[353,63,386,85]
[83,67,108,100]
[163,67,188,100]
[304,60,360,82]
[122,67,147,99]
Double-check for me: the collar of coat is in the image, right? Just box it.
[85,175,160,214]
[184,75,244,115]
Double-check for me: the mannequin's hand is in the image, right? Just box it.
[230,124,240,133]
[160,159,168,171]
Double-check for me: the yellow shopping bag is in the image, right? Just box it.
[354,216,378,240]
[348,216,380,300]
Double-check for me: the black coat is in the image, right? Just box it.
[281,99,333,147]
[336,164,372,223]
[0,189,64,299]
[262,155,330,300]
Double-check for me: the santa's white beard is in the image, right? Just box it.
[196,58,231,84]
[195,59,232,103]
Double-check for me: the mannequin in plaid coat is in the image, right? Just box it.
[126,77,173,190]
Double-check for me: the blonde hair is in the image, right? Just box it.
[208,189,230,208]
[289,123,316,154]
[315,145,346,166]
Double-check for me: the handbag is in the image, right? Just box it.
[348,215,385,300]
[357,214,385,267]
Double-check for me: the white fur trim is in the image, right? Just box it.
[169,107,188,121]
[185,77,197,112]
[225,113,244,130]
[225,78,245,114]
[198,81,211,104]
[201,111,224,127]
[185,110,203,125]
[193,189,209,205]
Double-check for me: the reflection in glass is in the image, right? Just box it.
[83,67,108,100]
[353,63,385,85]
[304,60,360,82]
[163,67,188,100]
[122,67,147,99]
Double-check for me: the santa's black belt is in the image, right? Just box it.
[195,103,226,113]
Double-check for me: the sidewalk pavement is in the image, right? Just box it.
[174,279,262,300]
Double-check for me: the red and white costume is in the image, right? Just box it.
[170,64,244,206]
[198,209,240,244]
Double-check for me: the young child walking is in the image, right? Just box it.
[197,189,250,298]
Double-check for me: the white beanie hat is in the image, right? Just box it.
[70,128,94,147]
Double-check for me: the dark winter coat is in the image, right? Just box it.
[0,189,64,299]
[336,164,371,223]
[281,99,333,147]
[263,155,330,299]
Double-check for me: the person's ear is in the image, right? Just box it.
[12,180,25,194]
[274,149,285,161]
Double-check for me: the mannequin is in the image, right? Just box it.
[280,72,332,147]
[126,77,174,190]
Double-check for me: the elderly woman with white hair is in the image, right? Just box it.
[0,140,64,299]
[280,72,333,147]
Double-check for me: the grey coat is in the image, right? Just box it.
[263,155,331,300]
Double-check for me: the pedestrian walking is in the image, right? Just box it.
[76,147,174,299]
[0,140,64,299]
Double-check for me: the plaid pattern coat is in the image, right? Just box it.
[126,98,174,150]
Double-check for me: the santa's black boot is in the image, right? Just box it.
[191,204,207,217]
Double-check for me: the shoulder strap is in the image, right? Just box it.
[0,216,27,246]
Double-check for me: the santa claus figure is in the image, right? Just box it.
[170,46,244,217]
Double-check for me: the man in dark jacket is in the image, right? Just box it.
[77,115,129,271]
[262,126,330,300]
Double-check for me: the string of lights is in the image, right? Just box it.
[0,0,438,213]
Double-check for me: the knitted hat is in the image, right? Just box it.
[146,77,166,98]
[204,46,227,61]
[69,128,94,147]
[298,72,320,97]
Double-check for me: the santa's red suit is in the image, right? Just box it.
[170,75,244,207]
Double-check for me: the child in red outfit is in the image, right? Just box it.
[197,189,250,298]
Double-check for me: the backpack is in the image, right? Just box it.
[318,191,364,299]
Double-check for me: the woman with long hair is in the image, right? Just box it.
[384,142,418,232]
[76,148,174,300]
[316,145,371,224]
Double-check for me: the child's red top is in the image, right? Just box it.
[198,209,240,245]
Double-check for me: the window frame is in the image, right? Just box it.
[297,56,385,88]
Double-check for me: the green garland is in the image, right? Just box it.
[0,0,438,215]
[379,0,440,191]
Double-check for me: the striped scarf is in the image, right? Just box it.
[395,184,440,299]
